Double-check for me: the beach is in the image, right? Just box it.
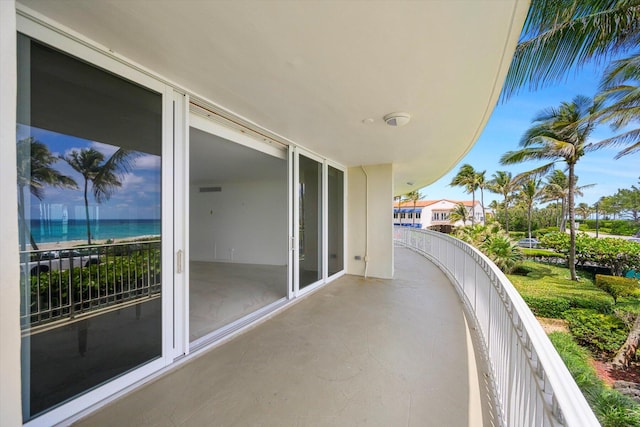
[29,235,161,251]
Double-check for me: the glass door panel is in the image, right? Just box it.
[298,155,323,289]
[187,122,289,343]
[17,34,163,421]
[328,166,344,276]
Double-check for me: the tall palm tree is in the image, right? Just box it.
[488,170,517,232]
[16,137,77,251]
[502,0,640,99]
[500,95,601,280]
[404,190,423,226]
[450,164,479,225]
[63,147,137,245]
[593,54,640,158]
[476,170,487,223]
[518,178,542,243]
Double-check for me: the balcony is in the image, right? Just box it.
[71,230,598,426]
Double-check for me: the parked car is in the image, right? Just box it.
[22,249,100,276]
[517,238,540,248]
[628,237,640,243]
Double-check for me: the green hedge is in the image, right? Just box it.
[563,308,628,356]
[596,274,639,304]
[522,295,613,318]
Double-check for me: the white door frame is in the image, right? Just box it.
[17,12,176,427]
[293,147,326,297]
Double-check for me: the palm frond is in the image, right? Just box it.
[502,1,640,99]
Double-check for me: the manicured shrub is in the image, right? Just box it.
[596,274,639,304]
[522,296,570,318]
[563,308,629,357]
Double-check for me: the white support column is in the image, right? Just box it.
[346,164,394,279]
[0,1,23,425]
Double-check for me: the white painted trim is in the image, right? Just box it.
[172,90,189,359]
[189,113,285,160]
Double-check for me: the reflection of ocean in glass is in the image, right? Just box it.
[30,219,160,244]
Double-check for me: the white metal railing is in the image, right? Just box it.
[394,227,599,427]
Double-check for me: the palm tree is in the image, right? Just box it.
[404,190,423,226]
[502,0,640,99]
[449,203,470,226]
[518,178,542,244]
[450,164,479,225]
[501,95,601,280]
[476,170,487,223]
[63,147,138,245]
[576,202,592,220]
[541,170,570,231]
[488,170,517,232]
[16,137,77,251]
[593,54,640,158]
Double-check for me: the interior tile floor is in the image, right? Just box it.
[189,261,287,341]
[74,247,495,426]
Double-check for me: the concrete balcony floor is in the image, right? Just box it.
[75,248,495,426]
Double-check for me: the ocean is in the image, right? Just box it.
[28,219,161,244]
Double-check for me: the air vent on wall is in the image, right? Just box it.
[199,186,222,193]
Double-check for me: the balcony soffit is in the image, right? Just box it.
[18,0,529,195]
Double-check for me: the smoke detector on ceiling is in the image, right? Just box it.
[384,112,411,127]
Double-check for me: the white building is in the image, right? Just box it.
[394,199,486,232]
[0,2,598,426]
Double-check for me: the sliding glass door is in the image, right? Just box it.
[17,33,168,422]
[297,154,323,290]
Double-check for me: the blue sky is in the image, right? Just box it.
[422,60,639,207]
[18,125,161,220]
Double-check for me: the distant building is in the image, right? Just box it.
[393,199,487,232]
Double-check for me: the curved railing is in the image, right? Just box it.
[394,227,599,427]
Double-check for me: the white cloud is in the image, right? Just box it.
[134,154,161,170]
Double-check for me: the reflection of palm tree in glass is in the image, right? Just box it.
[63,148,138,245]
[16,137,77,251]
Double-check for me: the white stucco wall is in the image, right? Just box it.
[0,1,22,425]
[189,179,288,265]
[347,164,394,279]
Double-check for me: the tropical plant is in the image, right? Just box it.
[488,170,517,232]
[517,178,542,242]
[594,54,640,158]
[577,202,592,220]
[502,0,640,99]
[501,95,602,281]
[449,202,470,226]
[16,137,77,251]
[481,234,523,273]
[450,164,480,225]
[62,147,138,245]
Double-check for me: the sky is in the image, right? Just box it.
[18,124,161,220]
[420,59,639,207]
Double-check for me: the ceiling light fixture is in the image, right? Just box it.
[384,112,411,127]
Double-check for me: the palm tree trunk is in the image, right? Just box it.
[471,191,476,225]
[480,188,485,224]
[504,196,509,233]
[412,200,416,226]
[83,177,92,245]
[560,197,567,232]
[568,164,577,281]
[527,203,532,241]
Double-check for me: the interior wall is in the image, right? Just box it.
[346,164,394,279]
[189,179,288,265]
[0,1,22,425]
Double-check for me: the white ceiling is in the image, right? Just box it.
[19,0,529,195]
[189,127,285,185]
